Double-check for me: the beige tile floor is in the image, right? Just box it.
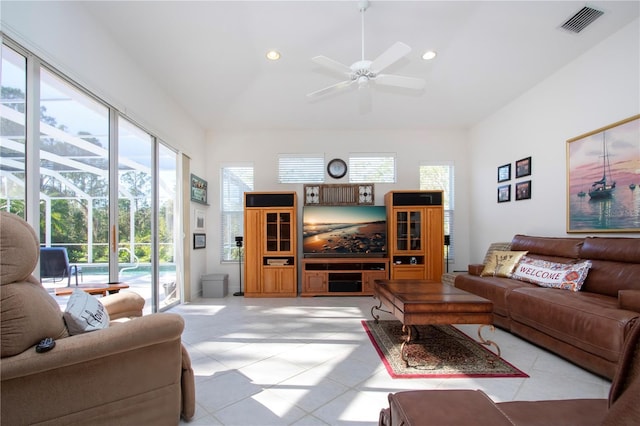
[174,295,611,426]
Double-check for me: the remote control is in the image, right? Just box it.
[36,337,55,353]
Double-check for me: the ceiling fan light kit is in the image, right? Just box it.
[266,50,281,61]
[307,0,427,100]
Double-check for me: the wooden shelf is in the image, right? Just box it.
[301,258,389,296]
[386,191,444,281]
[244,192,297,298]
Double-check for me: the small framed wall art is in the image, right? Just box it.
[497,163,511,182]
[515,157,532,178]
[515,180,532,201]
[194,209,206,232]
[193,233,206,249]
[190,174,208,205]
[498,184,511,203]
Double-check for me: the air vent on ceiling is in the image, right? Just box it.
[561,6,604,33]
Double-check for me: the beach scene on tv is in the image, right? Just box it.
[303,206,387,256]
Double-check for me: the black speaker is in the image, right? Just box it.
[444,235,451,246]
[245,193,295,207]
[392,191,442,206]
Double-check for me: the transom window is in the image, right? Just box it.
[349,153,396,183]
[278,154,324,183]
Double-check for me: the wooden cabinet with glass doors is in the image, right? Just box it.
[243,192,297,297]
[385,191,444,281]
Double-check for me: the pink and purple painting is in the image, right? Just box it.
[567,115,640,232]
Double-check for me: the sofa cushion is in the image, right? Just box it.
[1,282,69,357]
[508,287,636,362]
[455,273,534,327]
[618,290,640,312]
[510,234,583,262]
[578,237,640,296]
[511,257,592,292]
[0,212,40,285]
[480,251,528,277]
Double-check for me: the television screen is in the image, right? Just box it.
[303,206,387,257]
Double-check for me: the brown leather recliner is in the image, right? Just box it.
[379,319,640,426]
[0,212,195,425]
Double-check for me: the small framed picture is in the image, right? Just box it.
[194,209,206,232]
[193,233,206,249]
[515,157,532,178]
[190,174,208,205]
[498,184,511,203]
[515,180,532,201]
[497,163,511,182]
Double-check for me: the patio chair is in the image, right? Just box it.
[40,247,82,286]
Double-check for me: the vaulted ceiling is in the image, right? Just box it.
[82,1,639,131]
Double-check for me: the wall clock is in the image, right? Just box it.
[327,158,347,179]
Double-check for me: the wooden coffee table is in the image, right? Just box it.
[371,279,499,366]
[54,283,129,297]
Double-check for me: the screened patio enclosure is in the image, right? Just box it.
[1,42,181,313]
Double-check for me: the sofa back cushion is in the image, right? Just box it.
[510,235,583,262]
[1,282,69,357]
[579,237,640,296]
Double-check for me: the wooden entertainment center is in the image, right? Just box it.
[244,189,443,297]
[301,258,389,296]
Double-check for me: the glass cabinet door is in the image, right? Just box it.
[265,211,292,253]
[278,212,291,252]
[395,209,423,252]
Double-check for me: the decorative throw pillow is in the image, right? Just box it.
[511,256,592,292]
[63,289,110,335]
[480,251,528,277]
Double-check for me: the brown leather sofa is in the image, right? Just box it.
[379,318,640,425]
[454,234,640,379]
[0,212,195,425]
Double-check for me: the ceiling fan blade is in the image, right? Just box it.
[369,42,412,74]
[375,73,426,90]
[307,79,354,98]
[312,56,352,76]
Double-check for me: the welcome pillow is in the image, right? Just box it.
[63,289,110,335]
[511,256,592,292]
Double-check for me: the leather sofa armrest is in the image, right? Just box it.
[1,312,184,380]
[618,290,640,312]
[468,264,485,276]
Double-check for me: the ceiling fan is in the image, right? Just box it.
[307,0,426,99]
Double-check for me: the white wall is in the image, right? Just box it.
[206,129,471,293]
[1,1,207,300]
[467,19,640,262]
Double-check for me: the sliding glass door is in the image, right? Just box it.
[1,39,182,313]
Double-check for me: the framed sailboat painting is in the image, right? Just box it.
[566,114,640,233]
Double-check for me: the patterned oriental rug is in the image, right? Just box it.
[362,320,529,379]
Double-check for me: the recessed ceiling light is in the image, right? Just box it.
[266,50,281,61]
[422,50,437,60]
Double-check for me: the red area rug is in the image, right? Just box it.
[362,320,529,379]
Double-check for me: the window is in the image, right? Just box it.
[420,162,455,261]
[2,38,181,313]
[0,45,27,217]
[278,154,324,183]
[349,153,396,183]
[221,165,254,261]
